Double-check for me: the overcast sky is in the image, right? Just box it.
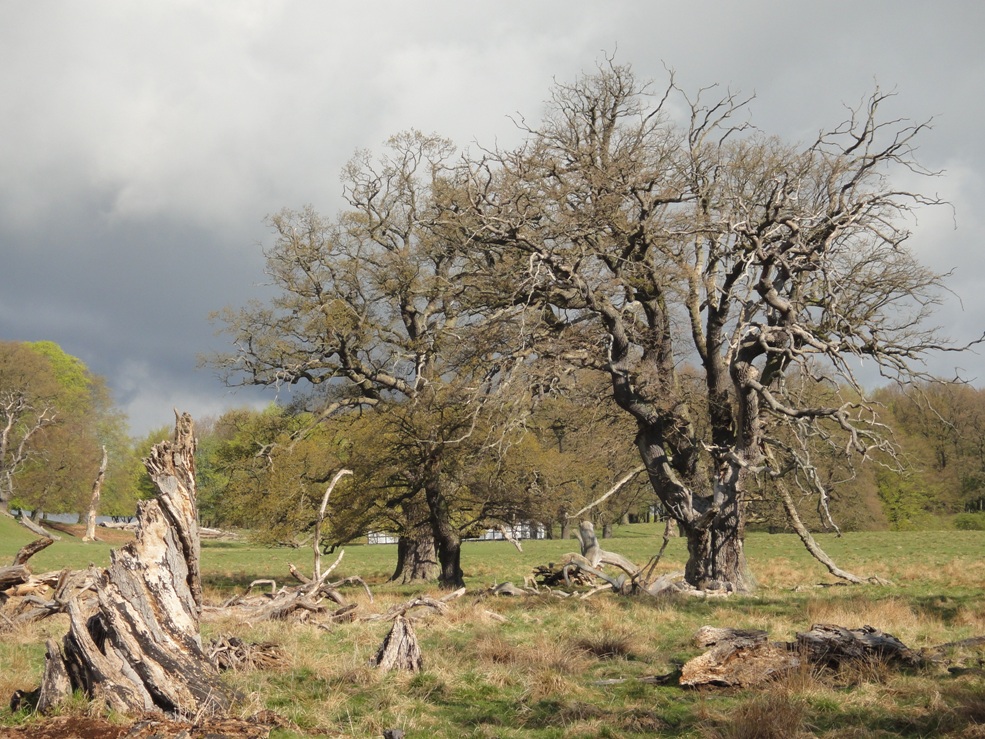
[2,2,983,436]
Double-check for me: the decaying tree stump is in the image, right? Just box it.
[36,411,235,718]
[371,616,423,672]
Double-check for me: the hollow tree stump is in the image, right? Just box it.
[37,411,234,718]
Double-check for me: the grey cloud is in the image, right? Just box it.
[1,2,983,433]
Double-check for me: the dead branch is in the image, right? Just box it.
[567,466,646,520]
[777,480,890,585]
[313,469,352,581]
[82,446,108,542]
[13,536,53,566]
[494,525,523,552]
[207,635,286,672]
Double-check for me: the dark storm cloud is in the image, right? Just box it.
[2,1,983,433]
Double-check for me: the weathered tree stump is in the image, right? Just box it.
[36,411,235,718]
[371,616,423,672]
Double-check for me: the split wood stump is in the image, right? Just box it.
[36,411,235,718]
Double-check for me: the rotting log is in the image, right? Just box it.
[680,623,939,688]
[796,623,925,669]
[16,515,59,541]
[0,565,31,593]
[35,411,235,719]
[680,627,799,687]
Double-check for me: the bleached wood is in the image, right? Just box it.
[37,411,234,718]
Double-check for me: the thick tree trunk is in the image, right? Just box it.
[637,428,751,592]
[434,532,463,589]
[390,532,438,583]
[423,482,464,589]
[681,491,750,592]
[82,446,108,542]
[37,411,233,718]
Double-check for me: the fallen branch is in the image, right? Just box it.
[567,466,646,520]
[207,635,286,672]
[16,516,60,541]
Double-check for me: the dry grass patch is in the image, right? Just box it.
[701,688,811,738]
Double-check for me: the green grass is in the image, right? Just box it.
[3,513,985,737]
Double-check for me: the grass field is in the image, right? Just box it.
[2,514,984,737]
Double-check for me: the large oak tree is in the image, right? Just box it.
[213,132,521,588]
[455,62,960,591]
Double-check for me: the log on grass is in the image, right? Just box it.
[37,411,234,719]
[796,623,925,669]
[16,516,60,540]
[681,623,930,688]
[680,627,800,687]
[0,565,31,592]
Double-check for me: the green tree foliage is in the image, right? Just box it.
[212,132,531,587]
[0,341,61,510]
[869,382,985,526]
[0,340,132,518]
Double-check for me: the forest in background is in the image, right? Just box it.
[3,337,985,547]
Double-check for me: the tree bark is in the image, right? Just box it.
[423,482,464,589]
[38,411,234,718]
[82,446,108,542]
[390,533,439,583]
[371,615,423,672]
[637,430,751,592]
[681,502,750,593]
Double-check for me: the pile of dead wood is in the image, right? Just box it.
[0,538,98,633]
[519,520,730,599]
[595,623,985,689]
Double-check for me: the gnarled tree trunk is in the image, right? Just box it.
[390,532,438,584]
[424,482,464,589]
[38,411,234,718]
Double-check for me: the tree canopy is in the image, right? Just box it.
[215,60,968,591]
[0,340,132,519]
